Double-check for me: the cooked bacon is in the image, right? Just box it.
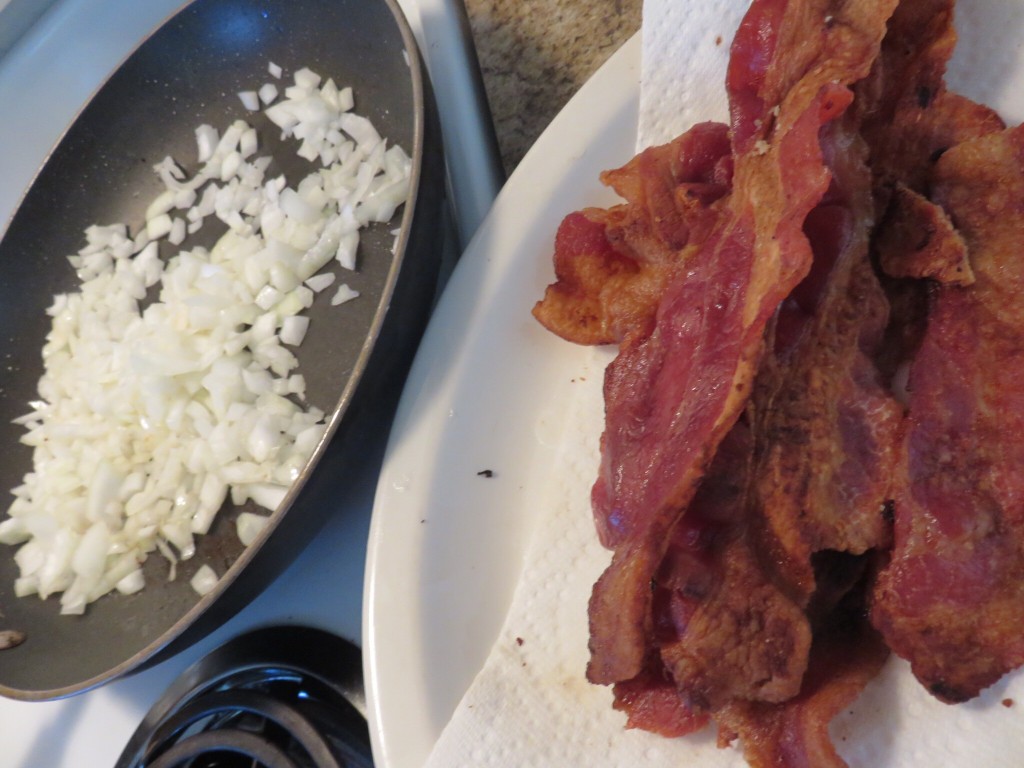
[612,657,710,738]
[856,0,1001,398]
[715,607,889,768]
[874,183,972,285]
[645,422,812,710]
[871,124,1024,703]
[530,211,647,346]
[751,110,901,605]
[586,0,897,687]
[534,0,1024,762]
[754,259,900,601]
[855,0,1003,332]
[842,0,1024,704]
[856,0,1005,301]
[857,0,1004,198]
[532,122,731,346]
[600,121,733,249]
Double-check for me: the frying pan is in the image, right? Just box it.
[0,0,445,698]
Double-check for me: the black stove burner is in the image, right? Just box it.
[116,626,373,768]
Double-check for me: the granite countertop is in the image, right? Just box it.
[463,0,642,174]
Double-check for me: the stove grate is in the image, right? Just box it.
[117,626,373,768]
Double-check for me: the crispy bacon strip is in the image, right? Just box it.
[586,0,897,687]
[612,68,899,764]
[751,111,901,605]
[647,422,812,710]
[857,0,1003,287]
[842,0,1024,703]
[871,124,1024,703]
[856,0,1004,194]
[612,657,710,738]
[874,183,972,285]
[715,610,888,768]
[532,122,731,346]
[855,0,1003,446]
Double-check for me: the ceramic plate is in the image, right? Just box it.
[364,3,1024,763]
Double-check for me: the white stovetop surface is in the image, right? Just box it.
[0,0,499,764]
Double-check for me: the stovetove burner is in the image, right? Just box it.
[116,625,373,768]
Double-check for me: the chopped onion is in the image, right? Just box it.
[116,568,145,595]
[3,64,412,614]
[305,272,336,293]
[147,213,173,240]
[168,217,187,246]
[195,124,219,163]
[331,283,360,305]
[238,90,260,111]
[293,67,321,89]
[236,511,271,546]
[258,83,279,105]
[190,564,218,596]
[280,315,310,346]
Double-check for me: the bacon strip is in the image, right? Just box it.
[648,422,812,711]
[532,0,1024,763]
[612,657,710,738]
[532,122,731,347]
[856,0,1003,287]
[857,0,1004,200]
[715,609,889,768]
[834,0,1024,703]
[871,124,1024,702]
[586,0,897,687]
[874,183,972,286]
[751,110,901,605]
[625,26,900,743]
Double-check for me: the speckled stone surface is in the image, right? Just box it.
[463,0,641,173]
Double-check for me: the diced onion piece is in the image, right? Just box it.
[147,213,173,240]
[240,128,259,159]
[237,511,271,547]
[195,124,219,163]
[258,83,279,105]
[305,272,336,293]
[168,218,188,246]
[242,483,289,511]
[0,518,30,546]
[280,315,310,346]
[293,67,321,89]
[146,189,177,221]
[238,90,260,111]
[190,564,219,596]
[336,231,358,270]
[331,283,359,305]
[116,568,145,595]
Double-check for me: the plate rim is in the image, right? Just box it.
[362,32,641,768]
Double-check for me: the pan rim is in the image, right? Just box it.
[0,0,430,701]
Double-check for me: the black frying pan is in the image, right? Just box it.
[0,0,444,698]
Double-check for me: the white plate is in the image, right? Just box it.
[363,33,640,768]
[364,3,1024,765]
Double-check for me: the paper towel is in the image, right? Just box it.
[422,0,1024,766]
[637,0,746,150]
[420,353,1024,768]
[423,346,747,768]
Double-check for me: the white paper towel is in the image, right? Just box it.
[422,0,1024,766]
[637,0,746,150]
[423,346,747,768]
[419,343,1024,768]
